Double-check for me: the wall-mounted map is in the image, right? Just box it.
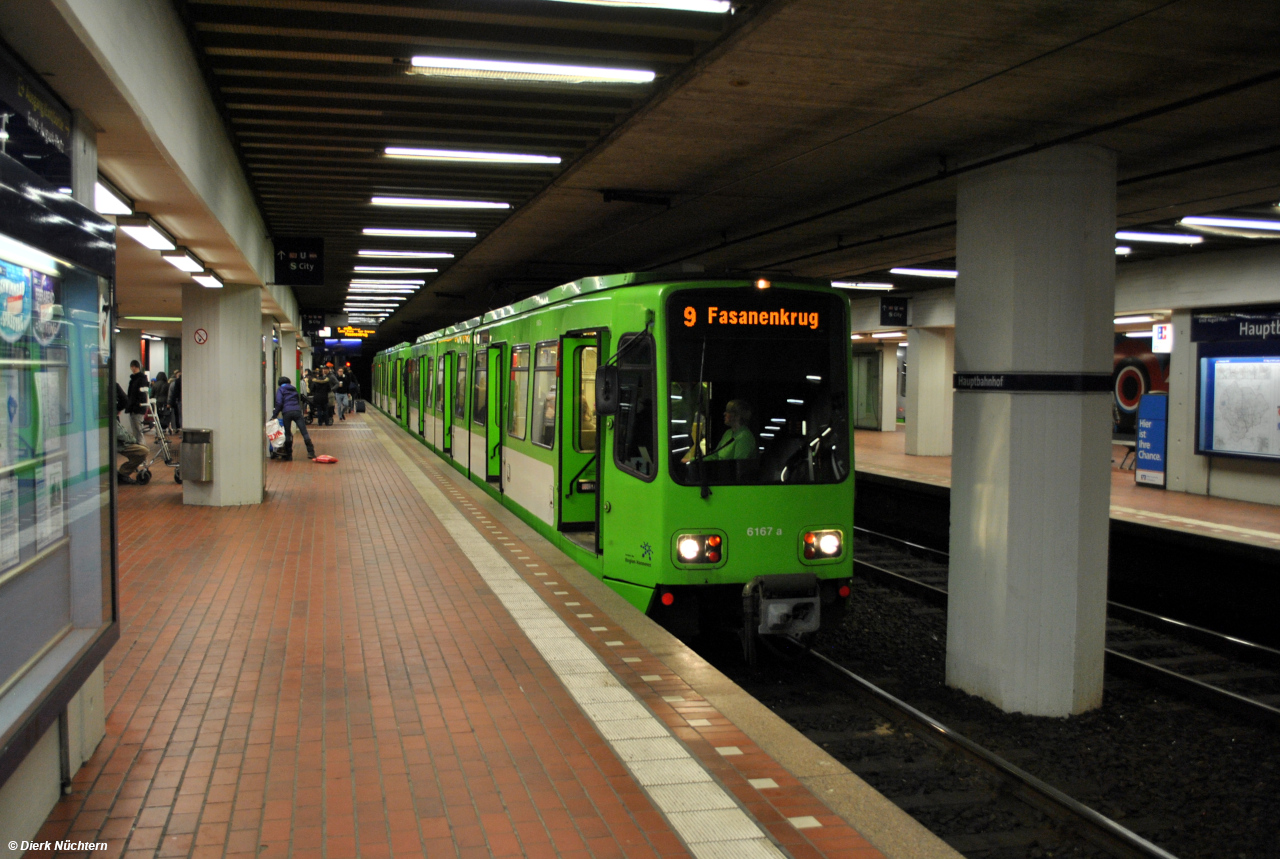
[1200,356,1280,459]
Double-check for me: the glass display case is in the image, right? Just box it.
[0,151,117,784]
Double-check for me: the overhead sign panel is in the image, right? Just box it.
[273,237,324,286]
[880,296,909,327]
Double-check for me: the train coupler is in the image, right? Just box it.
[742,573,820,638]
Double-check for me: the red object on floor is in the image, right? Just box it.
[312,454,338,463]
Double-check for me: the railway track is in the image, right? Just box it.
[853,527,1280,732]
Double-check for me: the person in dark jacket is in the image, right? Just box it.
[167,370,182,432]
[309,369,334,426]
[125,360,149,443]
[271,376,315,461]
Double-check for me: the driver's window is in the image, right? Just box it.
[575,346,598,452]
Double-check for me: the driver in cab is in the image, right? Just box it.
[682,399,755,462]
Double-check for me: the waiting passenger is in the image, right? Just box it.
[115,389,149,485]
[683,399,756,462]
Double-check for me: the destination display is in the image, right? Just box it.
[1197,354,1280,461]
[677,295,830,333]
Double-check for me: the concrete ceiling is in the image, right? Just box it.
[6,0,1280,354]
[344,0,1280,348]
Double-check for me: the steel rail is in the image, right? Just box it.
[805,647,1182,859]
[852,535,1280,732]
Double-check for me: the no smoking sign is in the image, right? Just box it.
[194,328,208,345]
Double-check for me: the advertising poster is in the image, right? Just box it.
[0,260,30,344]
[31,271,59,345]
[35,459,64,551]
[0,476,16,571]
[1135,393,1168,487]
[34,369,61,454]
[0,369,17,468]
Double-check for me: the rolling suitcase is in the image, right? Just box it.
[356,400,366,413]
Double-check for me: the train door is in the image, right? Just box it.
[407,358,420,433]
[485,344,504,484]
[558,333,601,551]
[391,360,401,419]
[441,351,455,455]
[420,356,432,438]
[454,350,469,469]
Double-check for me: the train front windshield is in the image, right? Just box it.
[666,288,849,486]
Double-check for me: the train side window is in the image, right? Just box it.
[454,352,468,420]
[472,351,488,425]
[530,341,558,449]
[613,334,655,479]
[435,355,446,411]
[407,359,418,406]
[575,346,598,452]
[507,345,530,440]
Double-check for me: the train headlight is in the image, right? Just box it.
[803,529,843,560]
[675,534,724,564]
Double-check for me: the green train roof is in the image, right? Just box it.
[376,270,833,356]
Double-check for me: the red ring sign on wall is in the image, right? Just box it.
[194,328,208,345]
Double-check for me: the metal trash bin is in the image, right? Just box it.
[180,428,214,482]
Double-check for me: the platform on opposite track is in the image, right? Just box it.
[27,410,961,859]
[854,428,1280,551]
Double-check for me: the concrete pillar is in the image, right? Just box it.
[948,144,1116,716]
[262,317,276,421]
[1165,309,1208,495]
[300,337,313,374]
[280,330,298,386]
[905,327,954,455]
[181,283,264,506]
[69,110,96,208]
[878,343,899,432]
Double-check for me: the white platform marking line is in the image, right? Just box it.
[372,423,784,858]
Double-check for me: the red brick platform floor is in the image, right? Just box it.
[28,414,891,858]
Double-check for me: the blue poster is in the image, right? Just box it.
[1135,393,1168,487]
[0,260,30,344]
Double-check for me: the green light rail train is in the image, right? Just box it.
[372,274,853,648]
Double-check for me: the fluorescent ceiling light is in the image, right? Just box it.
[546,0,730,10]
[353,266,438,273]
[117,215,177,251]
[193,273,223,289]
[408,55,655,85]
[124,316,182,322]
[384,146,561,165]
[94,179,132,216]
[346,297,405,303]
[1125,331,1154,338]
[871,331,905,338]
[1114,315,1157,325]
[371,196,509,210]
[831,281,893,290]
[161,247,203,273]
[350,279,426,286]
[58,187,72,195]
[0,233,65,277]
[1114,230,1202,245]
[1115,246,1132,256]
[358,249,454,259]
[348,286,417,293]
[889,267,957,278]
[363,228,476,239]
[850,334,864,340]
[1180,215,1280,232]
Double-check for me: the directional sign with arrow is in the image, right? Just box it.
[273,237,324,287]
